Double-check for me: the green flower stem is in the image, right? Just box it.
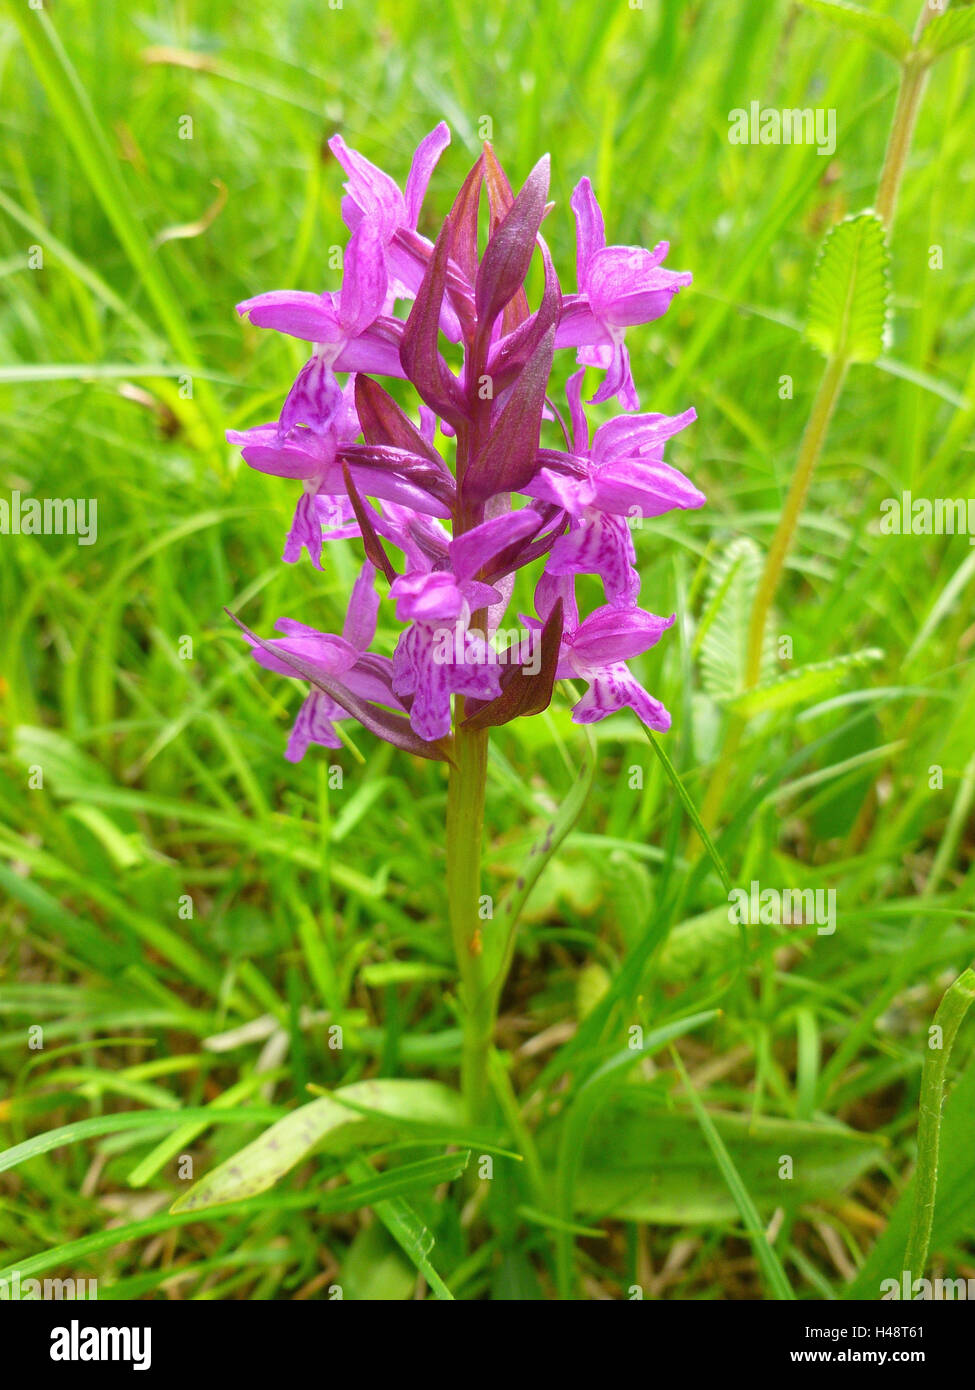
[445,333,497,1127]
[744,354,847,689]
[875,0,939,229]
[699,355,847,838]
[445,718,493,1124]
[875,52,930,228]
[903,967,975,1279]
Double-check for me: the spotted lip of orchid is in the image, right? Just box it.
[529,581,676,730]
[229,124,703,756]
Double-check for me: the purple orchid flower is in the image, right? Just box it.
[230,127,703,763]
[529,574,674,730]
[246,562,396,760]
[236,222,405,377]
[329,122,452,303]
[228,368,453,570]
[556,178,692,410]
[224,129,718,1158]
[388,508,542,740]
[228,367,361,569]
[521,370,703,607]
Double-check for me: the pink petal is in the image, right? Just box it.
[564,368,590,454]
[338,222,389,335]
[571,664,671,730]
[591,407,697,467]
[342,562,380,651]
[286,692,345,761]
[592,460,706,518]
[570,607,674,665]
[237,290,341,342]
[448,508,542,583]
[404,121,451,229]
[227,425,325,480]
[569,177,606,288]
[328,134,406,240]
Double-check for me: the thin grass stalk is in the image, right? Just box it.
[903,967,975,1278]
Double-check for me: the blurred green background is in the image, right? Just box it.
[1,0,974,1300]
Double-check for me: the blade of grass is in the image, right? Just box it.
[670,1046,795,1300]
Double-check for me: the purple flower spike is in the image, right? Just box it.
[230,125,703,760]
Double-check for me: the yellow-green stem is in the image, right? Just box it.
[875,53,930,228]
[445,720,493,1124]
[699,357,847,839]
[744,355,848,689]
[903,967,975,1279]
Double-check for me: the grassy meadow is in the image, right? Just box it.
[1,0,974,1301]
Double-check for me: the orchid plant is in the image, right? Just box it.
[229,124,703,1122]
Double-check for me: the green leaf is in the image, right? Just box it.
[170,1080,464,1212]
[699,537,775,701]
[549,1091,884,1226]
[12,725,110,791]
[553,1011,719,1296]
[604,852,653,950]
[358,961,452,987]
[342,1221,417,1301]
[316,1151,470,1217]
[806,211,890,364]
[342,1153,456,1300]
[0,1194,320,1286]
[725,647,885,718]
[799,0,912,61]
[656,905,743,983]
[904,968,975,1277]
[643,729,733,894]
[673,1048,795,1299]
[0,1107,283,1176]
[575,962,612,1020]
[63,805,148,871]
[918,6,975,59]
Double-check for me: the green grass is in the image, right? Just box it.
[1,0,974,1300]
